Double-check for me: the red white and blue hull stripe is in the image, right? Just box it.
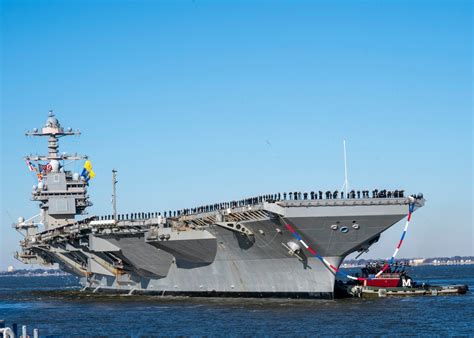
[285,202,415,281]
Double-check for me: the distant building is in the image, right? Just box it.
[409,258,425,266]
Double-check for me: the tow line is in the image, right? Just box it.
[285,202,416,281]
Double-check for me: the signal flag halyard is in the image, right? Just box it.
[25,159,43,182]
[81,160,96,182]
[25,160,35,172]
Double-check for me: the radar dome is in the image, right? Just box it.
[45,111,60,128]
[50,160,60,172]
[47,117,59,127]
[72,173,80,181]
[18,216,25,224]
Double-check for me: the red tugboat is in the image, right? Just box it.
[360,262,412,288]
[335,262,469,298]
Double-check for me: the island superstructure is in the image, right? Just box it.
[14,112,425,298]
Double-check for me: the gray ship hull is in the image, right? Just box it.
[20,198,422,299]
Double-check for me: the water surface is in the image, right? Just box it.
[0,265,473,336]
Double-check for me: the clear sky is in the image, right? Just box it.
[1,0,472,270]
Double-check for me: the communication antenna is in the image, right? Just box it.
[341,140,349,195]
[112,169,118,222]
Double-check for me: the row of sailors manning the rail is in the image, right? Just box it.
[96,189,420,221]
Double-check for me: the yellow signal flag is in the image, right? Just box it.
[89,170,96,179]
[84,160,92,172]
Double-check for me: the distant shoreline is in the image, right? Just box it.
[342,261,474,268]
[342,256,473,268]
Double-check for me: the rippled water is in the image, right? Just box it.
[0,265,473,336]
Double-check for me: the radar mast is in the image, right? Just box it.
[22,111,92,229]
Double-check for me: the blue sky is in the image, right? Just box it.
[1,0,472,270]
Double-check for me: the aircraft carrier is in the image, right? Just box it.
[14,112,425,299]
